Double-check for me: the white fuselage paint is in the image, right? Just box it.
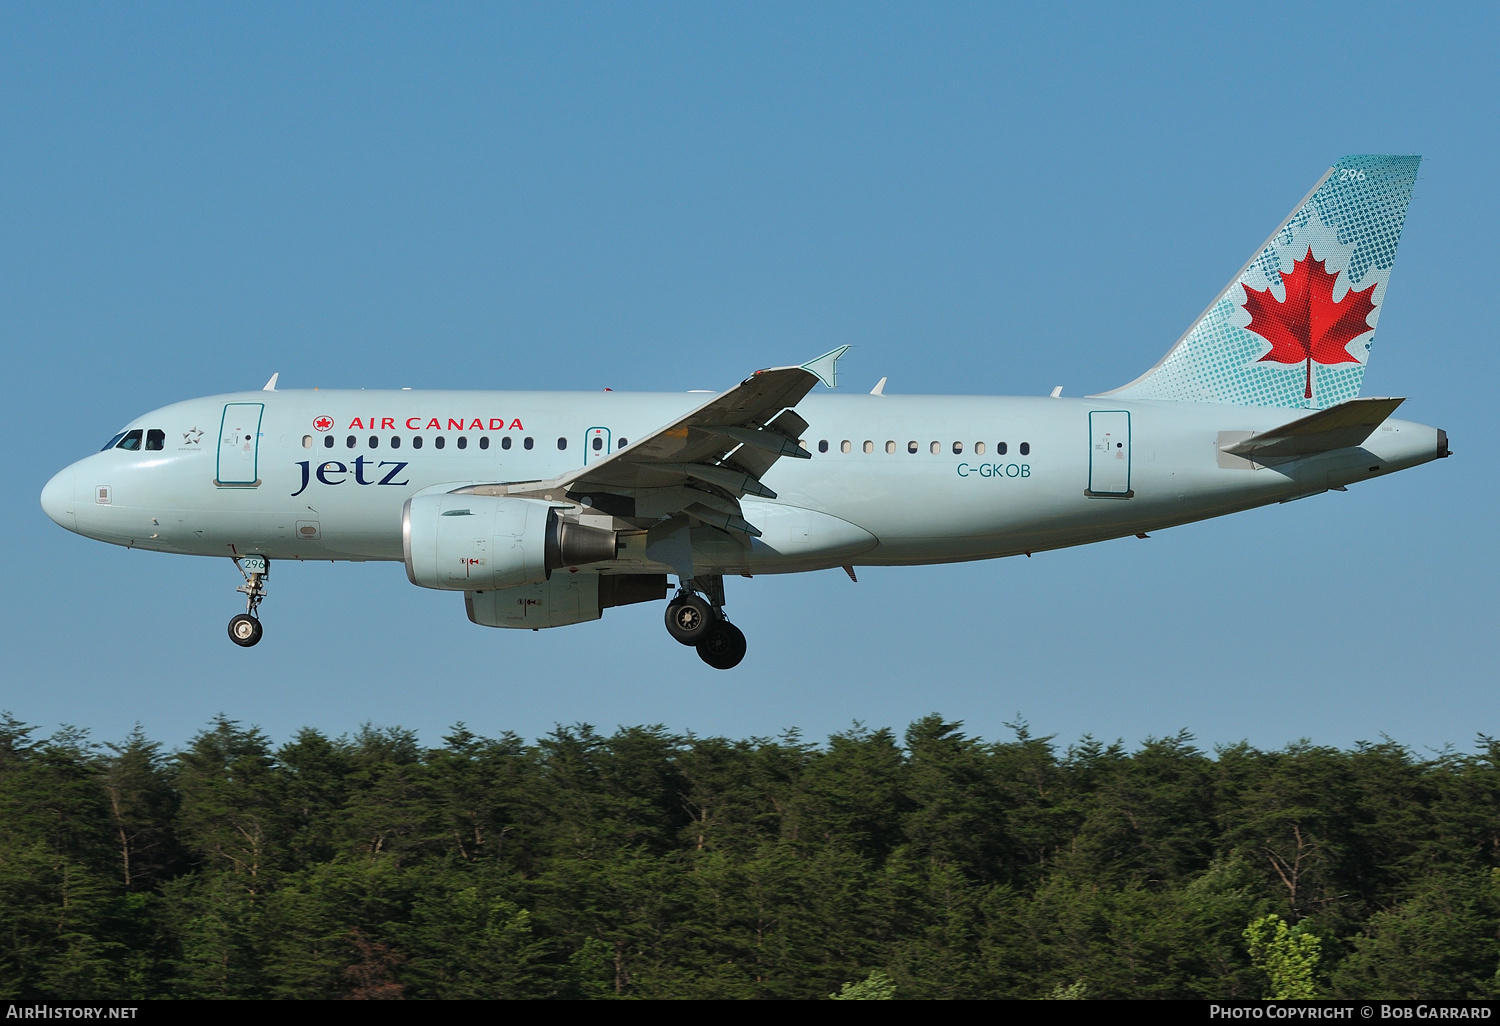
[42,389,1444,576]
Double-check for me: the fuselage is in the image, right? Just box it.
[41,388,1445,575]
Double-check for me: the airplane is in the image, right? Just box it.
[41,154,1447,670]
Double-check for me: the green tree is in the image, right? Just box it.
[830,969,896,999]
[102,726,180,891]
[1245,913,1320,999]
[174,717,282,889]
[402,879,547,998]
[1329,872,1500,999]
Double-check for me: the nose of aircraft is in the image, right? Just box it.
[41,465,77,532]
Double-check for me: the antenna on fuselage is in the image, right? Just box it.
[263,373,279,391]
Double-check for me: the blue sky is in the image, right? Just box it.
[3,2,1496,754]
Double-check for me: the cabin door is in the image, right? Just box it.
[217,403,264,486]
[1087,410,1132,497]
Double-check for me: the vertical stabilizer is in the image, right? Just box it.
[1101,155,1419,409]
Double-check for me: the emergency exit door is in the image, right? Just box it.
[1087,410,1132,497]
[583,426,611,465]
[217,403,264,486]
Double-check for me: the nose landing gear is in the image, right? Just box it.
[665,575,746,669]
[229,556,268,648]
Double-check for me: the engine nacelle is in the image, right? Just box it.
[402,493,618,591]
[467,572,668,629]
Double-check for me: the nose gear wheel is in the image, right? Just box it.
[228,613,263,647]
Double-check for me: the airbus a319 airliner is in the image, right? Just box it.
[42,155,1447,669]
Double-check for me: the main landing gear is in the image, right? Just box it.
[228,556,268,648]
[665,575,746,670]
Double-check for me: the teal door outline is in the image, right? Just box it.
[217,403,264,486]
[1086,410,1133,498]
[583,426,611,465]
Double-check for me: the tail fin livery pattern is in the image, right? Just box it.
[1102,155,1420,409]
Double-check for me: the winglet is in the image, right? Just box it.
[263,373,279,392]
[801,346,851,388]
[870,376,887,396]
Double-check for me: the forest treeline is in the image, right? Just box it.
[1,712,1498,1000]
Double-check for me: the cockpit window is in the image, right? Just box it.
[145,429,165,451]
[115,430,143,451]
[101,433,126,451]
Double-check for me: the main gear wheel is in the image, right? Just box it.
[664,593,716,645]
[696,620,747,670]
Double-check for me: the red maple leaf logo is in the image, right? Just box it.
[313,416,334,432]
[1243,248,1376,399]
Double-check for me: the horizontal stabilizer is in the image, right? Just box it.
[1222,397,1405,459]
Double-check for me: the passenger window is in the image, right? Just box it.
[885,441,896,454]
[323,435,335,449]
[929,441,940,454]
[818,440,829,453]
[116,430,143,451]
[391,435,401,449]
[1020,442,1030,455]
[346,435,356,449]
[369,435,379,448]
[592,436,603,451]
[841,440,851,454]
[146,429,165,451]
[302,435,313,448]
[435,436,446,449]
[479,436,490,450]
[457,436,468,450]
[412,435,424,449]
[501,436,512,450]
[799,440,808,450]
[907,441,918,454]
[557,437,567,450]
[997,442,1008,455]
[618,437,628,447]
[863,440,874,454]
[975,441,986,455]
[101,432,126,451]
[524,437,534,450]
[952,441,963,454]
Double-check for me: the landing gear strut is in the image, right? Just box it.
[228,556,268,648]
[664,575,746,669]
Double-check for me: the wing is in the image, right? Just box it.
[459,347,848,537]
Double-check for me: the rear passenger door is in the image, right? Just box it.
[1086,410,1132,497]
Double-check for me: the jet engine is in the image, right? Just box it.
[402,493,618,591]
[467,572,667,629]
